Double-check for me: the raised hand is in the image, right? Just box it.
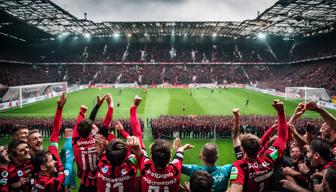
[305,102,320,111]
[272,100,284,113]
[114,121,124,131]
[57,92,67,108]
[106,93,113,108]
[173,138,181,151]
[80,105,88,114]
[97,95,107,106]
[294,103,306,116]
[64,128,73,138]
[134,95,142,106]
[127,136,142,156]
[232,108,240,118]
[181,144,194,151]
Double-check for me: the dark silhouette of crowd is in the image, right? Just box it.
[150,115,323,139]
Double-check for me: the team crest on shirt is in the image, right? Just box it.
[269,146,279,160]
[121,169,126,176]
[229,166,238,180]
[66,151,70,158]
[102,166,108,174]
[17,170,23,177]
[64,170,69,176]
[1,171,8,178]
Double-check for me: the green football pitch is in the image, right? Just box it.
[0,88,335,188]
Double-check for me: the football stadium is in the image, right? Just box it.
[0,0,336,192]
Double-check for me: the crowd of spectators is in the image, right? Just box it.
[150,115,323,139]
[1,32,336,64]
[0,117,144,138]
[1,60,335,95]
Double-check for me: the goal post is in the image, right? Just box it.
[1,82,67,109]
[285,87,330,102]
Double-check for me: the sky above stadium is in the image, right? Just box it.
[52,0,278,22]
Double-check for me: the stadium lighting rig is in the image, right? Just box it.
[0,0,335,39]
[257,32,267,39]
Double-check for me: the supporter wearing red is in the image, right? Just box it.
[132,137,193,192]
[303,139,335,180]
[11,125,29,142]
[232,108,242,160]
[72,95,106,192]
[281,144,308,190]
[96,138,138,192]
[321,166,336,192]
[0,146,10,192]
[320,123,336,155]
[281,138,336,191]
[27,129,43,156]
[7,140,33,192]
[229,100,288,192]
[304,101,336,155]
[30,93,66,191]
[130,95,145,149]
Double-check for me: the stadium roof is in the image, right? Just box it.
[0,0,335,39]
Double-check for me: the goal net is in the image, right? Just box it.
[284,87,330,102]
[0,82,67,110]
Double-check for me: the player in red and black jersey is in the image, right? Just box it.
[229,100,289,192]
[7,139,33,192]
[131,136,193,192]
[30,93,66,192]
[0,145,10,192]
[73,95,111,192]
[11,125,29,142]
[96,138,139,192]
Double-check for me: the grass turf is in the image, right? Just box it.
[0,88,335,189]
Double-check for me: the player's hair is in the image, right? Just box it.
[0,146,8,163]
[151,139,171,169]
[106,140,127,166]
[310,138,332,161]
[32,150,50,171]
[11,124,28,136]
[78,119,93,138]
[240,133,260,158]
[201,143,218,165]
[190,170,213,192]
[325,167,336,192]
[28,129,40,136]
[8,139,28,161]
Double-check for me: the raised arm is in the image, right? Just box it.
[115,121,130,139]
[72,105,87,140]
[49,93,66,190]
[130,95,145,149]
[288,103,305,125]
[89,95,106,122]
[232,108,241,148]
[272,100,288,151]
[260,123,277,146]
[61,129,74,189]
[50,93,66,146]
[99,94,114,139]
[305,102,336,131]
[103,94,114,129]
[288,123,308,146]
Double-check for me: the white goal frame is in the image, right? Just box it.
[284,87,330,102]
[1,82,67,109]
